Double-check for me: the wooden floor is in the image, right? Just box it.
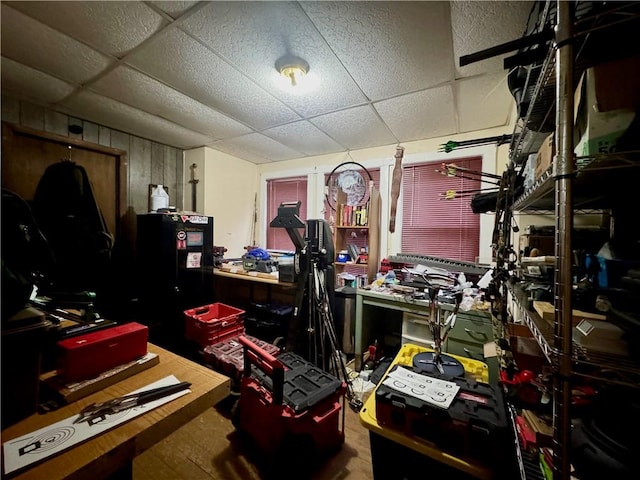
[133,393,374,480]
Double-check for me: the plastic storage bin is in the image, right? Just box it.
[184,302,245,348]
[202,334,279,381]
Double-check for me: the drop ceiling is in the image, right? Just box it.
[1,1,532,164]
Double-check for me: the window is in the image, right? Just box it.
[266,176,307,250]
[401,157,482,262]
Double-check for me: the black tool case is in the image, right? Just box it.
[375,365,510,466]
[251,351,343,412]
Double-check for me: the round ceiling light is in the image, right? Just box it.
[275,55,309,87]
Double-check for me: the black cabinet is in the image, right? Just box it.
[136,214,214,343]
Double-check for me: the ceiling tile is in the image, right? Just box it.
[1,57,75,104]
[58,90,214,148]
[374,85,456,142]
[452,1,533,78]
[125,28,301,130]
[90,66,252,139]
[263,121,345,157]
[301,1,454,101]
[5,0,168,58]
[180,1,367,117]
[149,1,199,19]
[455,71,513,132]
[210,133,303,164]
[1,5,113,86]
[311,105,397,151]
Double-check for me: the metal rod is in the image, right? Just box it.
[459,29,554,66]
[553,2,574,479]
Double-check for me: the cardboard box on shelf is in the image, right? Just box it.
[534,133,555,179]
[574,55,640,156]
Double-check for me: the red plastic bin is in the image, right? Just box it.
[184,302,245,348]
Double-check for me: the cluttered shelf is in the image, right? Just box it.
[512,151,640,211]
[508,1,640,165]
[507,281,640,388]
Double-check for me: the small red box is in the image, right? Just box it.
[184,303,245,348]
[56,322,148,382]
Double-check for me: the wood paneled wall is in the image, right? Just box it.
[1,94,184,215]
[1,94,186,316]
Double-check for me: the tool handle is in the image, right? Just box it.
[137,381,192,404]
[239,335,285,405]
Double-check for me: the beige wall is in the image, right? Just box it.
[184,147,258,259]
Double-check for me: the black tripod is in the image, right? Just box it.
[270,205,362,411]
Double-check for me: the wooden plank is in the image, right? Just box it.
[163,145,177,207]
[82,121,100,145]
[1,94,20,124]
[150,142,164,186]
[40,353,160,404]
[20,102,44,131]
[533,300,606,326]
[216,266,285,284]
[44,110,67,136]
[130,136,152,214]
[98,126,111,147]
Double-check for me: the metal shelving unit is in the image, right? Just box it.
[482,2,640,479]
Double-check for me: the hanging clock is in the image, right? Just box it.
[325,161,373,211]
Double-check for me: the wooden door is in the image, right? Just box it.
[1,122,127,238]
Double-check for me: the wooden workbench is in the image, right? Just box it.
[1,343,231,480]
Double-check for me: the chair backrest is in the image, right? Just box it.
[31,160,113,293]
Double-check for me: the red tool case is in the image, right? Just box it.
[234,335,346,464]
[56,322,148,382]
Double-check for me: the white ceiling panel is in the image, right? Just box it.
[210,133,303,164]
[1,5,113,86]
[455,71,513,133]
[311,105,397,151]
[125,28,301,130]
[262,121,345,157]
[374,85,456,142]
[1,58,75,105]
[452,1,533,78]
[0,1,537,164]
[149,1,200,19]
[180,1,368,117]
[5,1,168,58]
[301,1,454,101]
[90,66,252,139]
[58,90,214,148]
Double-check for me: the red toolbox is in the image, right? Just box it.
[56,322,148,382]
[202,334,279,381]
[184,302,245,348]
[235,335,346,464]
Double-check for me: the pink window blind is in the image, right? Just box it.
[401,157,482,263]
[266,176,307,250]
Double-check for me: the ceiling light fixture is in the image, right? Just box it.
[275,55,309,87]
